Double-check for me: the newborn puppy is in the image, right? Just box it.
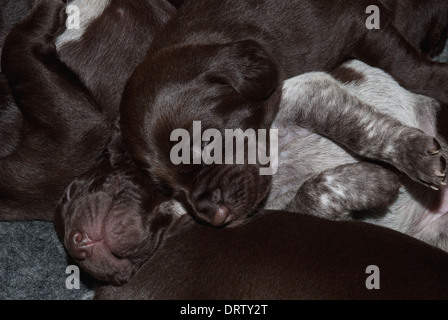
[56,0,448,283]
[121,0,448,226]
[0,0,176,221]
[55,138,182,285]
[94,210,448,300]
[266,59,448,252]
[56,60,447,286]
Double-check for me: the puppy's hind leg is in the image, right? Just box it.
[285,162,400,221]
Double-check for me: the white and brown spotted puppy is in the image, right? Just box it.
[267,59,448,251]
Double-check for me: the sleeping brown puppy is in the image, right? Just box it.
[55,136,173,285]
[0,0,175,221]
[56,59,447,286]
[94,209,448,300]
[120,0,448,226]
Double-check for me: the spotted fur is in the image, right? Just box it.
[267,59,448,252]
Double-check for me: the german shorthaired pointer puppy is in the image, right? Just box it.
[56,60,448,285]
[119,0,448,226]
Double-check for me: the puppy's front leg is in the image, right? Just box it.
[281,73,446,189]
[285,163,400,220]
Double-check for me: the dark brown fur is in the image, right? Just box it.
[0,0,36,64]
[0,0,108,221]
[95,210,448,300]
[0,0,175,221]
[57,0,175,121]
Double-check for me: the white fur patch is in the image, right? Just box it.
[55,0,111,49]
[159,200,188,217]
[319,194,331,208]
[326,182,346,199]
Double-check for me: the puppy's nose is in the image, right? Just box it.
[211,205,232,226]
[69,231,93,261]
[193,188,233,226]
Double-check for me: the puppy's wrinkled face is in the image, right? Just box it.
[122,40,282,226]
[187,164,271,226]
[54,157,182,285]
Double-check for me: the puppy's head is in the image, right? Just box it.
[54,152,186,286]
[121,39,281,226]
[187,164,272,226]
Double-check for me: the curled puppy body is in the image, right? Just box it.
[94,210,448,300]
[120,0,448,226]
[266,59,448,252]
[0,0,176,221]
[56,61,448,285]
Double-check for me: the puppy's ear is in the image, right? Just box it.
[205,40,279,101]
[53,178,82,242]
[146,200,188,251]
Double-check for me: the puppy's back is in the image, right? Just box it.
[95,211,448,300]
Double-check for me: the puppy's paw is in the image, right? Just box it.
[390,130,446,190]
[287,162,400,220]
